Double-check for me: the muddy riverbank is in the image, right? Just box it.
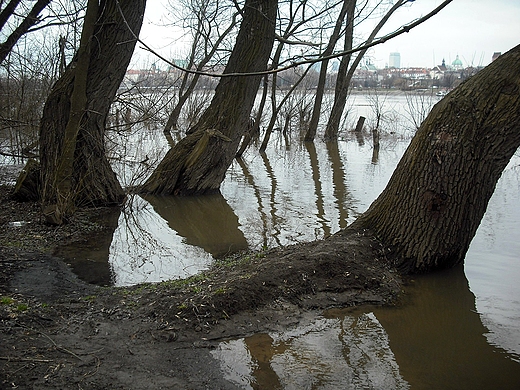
[0,169,403,389]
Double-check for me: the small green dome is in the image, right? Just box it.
[452,55,463,67]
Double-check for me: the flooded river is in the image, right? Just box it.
[53,93,520,388]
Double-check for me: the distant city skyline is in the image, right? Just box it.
[137,1,520,70]
[363,0,520,69]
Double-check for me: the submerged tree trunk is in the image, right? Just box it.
[304,0,350,142]
[325,0,404,140]
[352,44,520,273]
[142,0,276,196]
[39,0,146,224]
[323,0,355,141]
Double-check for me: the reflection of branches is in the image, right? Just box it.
[118,195,171,270]
[326,142,350,229]
[236,157,270,249]
[305,141,331,238]
[261,152,282,247]
[105,125,168,188]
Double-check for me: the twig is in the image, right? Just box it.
[20,325,84,361]
[0,356,53,363]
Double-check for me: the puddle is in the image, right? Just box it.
[212,267,520,389]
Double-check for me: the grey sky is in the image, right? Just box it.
[364,0,520,68]
[138,0,520,69]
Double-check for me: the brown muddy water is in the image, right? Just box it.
[51,94,520,388]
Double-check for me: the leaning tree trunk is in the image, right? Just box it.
[141,0,276,196]
[39,0,146,224]
[0,0,51,64]
[323,0,355,141]
[352,44,520,273]
[325,0,404,140]
[304,0,350,142]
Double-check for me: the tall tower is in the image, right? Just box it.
[389,52,401,68]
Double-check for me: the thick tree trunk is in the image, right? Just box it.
[352,44,520,273]
[142,0,276,196]
[49,0,98,222]
[39,0,146,223]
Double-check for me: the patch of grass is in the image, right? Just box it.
[160,274,207,290]
[82,295,97,302]
[2,241,23,248]
[16,304,28,311]
[1,296,14,305]
[216,251,264,268]
[213,287,226,295]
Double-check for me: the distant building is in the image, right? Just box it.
[492,52,501,61]
[451,55,463,70]
[389,52,401,68]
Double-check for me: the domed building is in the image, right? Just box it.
[451,55,463,70]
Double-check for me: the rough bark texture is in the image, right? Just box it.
[142,0,277,196]
[39,0,146,220]
[49,0,98,223]
[353,44,520,273]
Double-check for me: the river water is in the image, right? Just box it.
[52,92,520,388]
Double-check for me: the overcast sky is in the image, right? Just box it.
[138,0,520,69]
[364,0,520,68]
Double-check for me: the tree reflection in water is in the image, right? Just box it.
[212,266,520,389]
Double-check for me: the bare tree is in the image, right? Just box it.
[257,0,339,151]
[324,0,408,140]
[0,0,51,64]
[353,44,520,273]
[36,0,147,224]
[163,0,240,135]
[304,0,351,141]
[141,0,277,195]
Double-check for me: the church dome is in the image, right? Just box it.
[452,55,463,68]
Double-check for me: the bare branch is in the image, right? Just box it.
[129,0,453,78]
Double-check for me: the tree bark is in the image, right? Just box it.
[142,0,276,196]
[39,0,146,223]
[49,0,98,222]
[352,44,520,273]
